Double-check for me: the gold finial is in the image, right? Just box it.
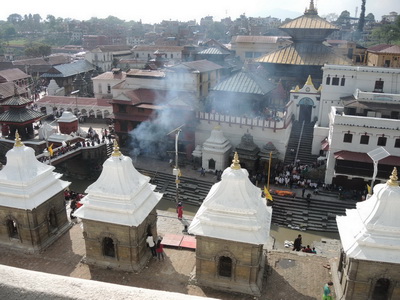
[294,85,300,92]
[305,0,318,15]
[317,85,322,92]
[214,125,221,130]
[387,167,399,186]
[14,130,24,147]
[111,139,122,157]
[230,152,241,170]
[305,75,314,87]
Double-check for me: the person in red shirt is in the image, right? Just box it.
[156,239,165,261]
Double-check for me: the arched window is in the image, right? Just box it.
[103,237,116,258]
[7,219,19,239]
[208,158,216,170]
[48,208,58,231]
[372,278,390,300]
[218,256,232,277]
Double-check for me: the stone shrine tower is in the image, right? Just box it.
[189,153,272,296]
[74,141,163,272]
[336,168,400,299]
[201,126,232,171]
[57,111,78,134]
[0,132,71,252]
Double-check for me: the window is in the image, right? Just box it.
[7,219,19,239]
[360,135,369,145]
[118,104,126,113]
[395,139,400,148]
[340,78,346,86]
[245,52,253,58]
[48,208,58,231]
[343,133,353,143]
[218,256,232,277]
[377,136,387,146]
[103,237,116,257]
[374,80,384,93]
[326,76,331,85]
[107,84,111,94]
[332,77,339,86]
[171,54,173,59]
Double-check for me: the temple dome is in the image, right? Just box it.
[337,168,400,263]
[189,153,272,245]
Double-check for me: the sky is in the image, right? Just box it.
[0,0,398,24]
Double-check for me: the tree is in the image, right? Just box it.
[336,10,351,25]
[365,13,375,24]
[371,16,400,44]
[7,13,22,24]
[25,42,51,57]
[357,0,366,33]
[323,13,338,23]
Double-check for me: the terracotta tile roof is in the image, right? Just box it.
[0,68,29,82]
[36,96,112,108]
[93,71,127,80]
[334,150,400,165]
[367,44,392,52]
[255,43,351,66]
[132,45,184,52]
[377,45,400,54]
[0,82,27,99]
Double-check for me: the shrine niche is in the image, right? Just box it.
[234,132,260,174]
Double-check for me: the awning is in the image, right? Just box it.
[321,140,329,151]
[334,150,400,165]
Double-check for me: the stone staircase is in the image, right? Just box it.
[270,192,357,232]
[284,121,319,165]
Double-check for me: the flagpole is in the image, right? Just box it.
[267,151,272,190]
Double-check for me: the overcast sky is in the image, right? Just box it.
[1,0,397,23]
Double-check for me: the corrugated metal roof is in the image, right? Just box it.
[0,108,45,123]
[40,60,94,78]
[132,45,184,52]
[171,60,223,73]
[212,71,275,95]
[255,43,351,66]
[198,47,230,55]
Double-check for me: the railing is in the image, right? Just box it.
[196,111,292,130]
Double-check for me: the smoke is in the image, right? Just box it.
[128,72,196,159]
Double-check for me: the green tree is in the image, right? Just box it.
[336,10,351,25]
[365,13,375,23]
[25,42,51,57]
[357,0,366,33]
[371,16,400,44]
[7,13,22,24]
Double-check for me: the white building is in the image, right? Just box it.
[312,65,400,187]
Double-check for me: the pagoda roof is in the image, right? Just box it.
[212,70,275,95]
[0,94,32,106]
[255,43,351,66]
[188,153,272,245]
[0,108,45,123]
[280,13,338,31]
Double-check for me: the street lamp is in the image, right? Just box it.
[167,124,184,203]
[71,90,80,119]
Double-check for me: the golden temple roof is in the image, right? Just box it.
[255,43,351,66]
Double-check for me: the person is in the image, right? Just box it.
[200,168,205,177]
[302,245,312,253]
[322,281,334,300]
[146,235,156,258]
[156,239,165,261]
[293,234,302,251]
[70,198,77,220]
[302,187,306,198]
[176,201,183,220]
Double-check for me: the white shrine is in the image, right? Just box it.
[201,126,232,171]
[335,168,400,299]
[74,141,163,272]
[189,152,272,296]
[0,132,71,252]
